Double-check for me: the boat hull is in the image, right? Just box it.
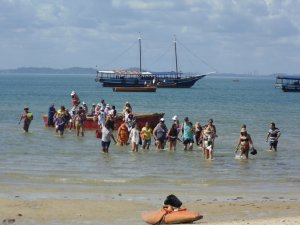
[282,86,300,92]
[43,112,164,130]
[100,75,206,88]
[112,87,156,92]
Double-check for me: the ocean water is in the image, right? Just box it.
[0,73,299,203]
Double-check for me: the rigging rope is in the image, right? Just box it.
[177,39,218,72]
[99,40,137,70]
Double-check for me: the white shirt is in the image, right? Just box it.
[102,126,113,142]
[129,128,140,144]
[98,111,106,126]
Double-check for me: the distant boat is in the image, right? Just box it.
[275,75,300,92]
[112,86,156,92]
[95,36,214,88]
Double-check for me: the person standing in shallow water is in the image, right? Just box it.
[48,104,56,126]
[19,107,33,132]
[129,123,141,152]
[153,118,168,150]
[235,126,254,159]
[266,122,281,151]
[101,122,117,153]
[167,123,179,151]
[141,122,152,150]
[182,117,194,150]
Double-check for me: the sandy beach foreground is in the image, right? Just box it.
[1,189,299,225]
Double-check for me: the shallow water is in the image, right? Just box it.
[0,74,299,203]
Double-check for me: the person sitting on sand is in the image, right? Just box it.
[235,126,254,159]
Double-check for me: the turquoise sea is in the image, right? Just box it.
[0,73,299,205]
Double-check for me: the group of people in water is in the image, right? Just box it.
[19,91,281,159]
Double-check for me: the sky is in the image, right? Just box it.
[0,0,300,75]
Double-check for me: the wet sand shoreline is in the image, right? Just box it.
[1,185,299,225]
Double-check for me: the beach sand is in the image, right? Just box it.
[1,186,300,225]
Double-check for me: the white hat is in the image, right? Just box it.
[172,115,178,121]
[241,128,247,133]
[82,101,86,105]
[106,104,110,108]
[160,118,165,122]
[97,103,101,106]
[70,91,76,96]
[92,103,96,106]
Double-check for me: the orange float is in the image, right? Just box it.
[142,207,203,224]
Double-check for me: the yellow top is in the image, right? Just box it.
[141,127,152,140]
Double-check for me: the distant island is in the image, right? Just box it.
[0,67,96,74]
[0,67,150,75]
[0,67,296,77]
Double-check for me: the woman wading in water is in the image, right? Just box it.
[235,126,254,159]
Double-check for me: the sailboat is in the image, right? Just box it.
[95,36,213,88]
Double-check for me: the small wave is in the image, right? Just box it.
[103,179,127,183]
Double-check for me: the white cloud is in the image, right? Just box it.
[112,0,174,10]
[35,3,65,24]
[0,0,299,74]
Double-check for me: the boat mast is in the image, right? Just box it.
[174,35,179,76]
[138,34,142,73]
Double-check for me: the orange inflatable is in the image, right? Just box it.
[142,207,203,224]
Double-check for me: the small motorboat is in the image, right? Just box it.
[112,86,157,92]
[142,207,203,224]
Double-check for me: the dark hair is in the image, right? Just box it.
[164,194,182,208]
